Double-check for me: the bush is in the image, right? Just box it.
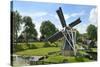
[15,44,29,52]
[75,57,84,62]
[53,42,59,47]
[62,59,68,63]
[75,57,90,62]
[29,44,37,49]
[43,42,51,47]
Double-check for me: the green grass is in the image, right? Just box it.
[90,48,97,52]
[45,55,91,63]
[30,42,45,48]
[13,42,95,65]
[78,50,87,55]
[45,55,66,63]
[18,42,45,48]
[15,47,60,56]
[45,55,76,63]
[18,42,61,48]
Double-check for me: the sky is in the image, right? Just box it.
[12,1,97,38]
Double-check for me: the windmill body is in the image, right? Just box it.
[47,7,81,56]
[61,28,76,56]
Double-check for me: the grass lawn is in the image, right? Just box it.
[45,55,90,63]
[30,42,45,48]
[15,47,60,56]
[18,41,62,48]
[18,42,45,48]
[78,50,87,55]
[14,42,94,64]
[45,55,67,63]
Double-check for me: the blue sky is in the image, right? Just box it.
[12,1,97,38]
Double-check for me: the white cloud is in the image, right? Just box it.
[54,14,59,20]
[74,8,97,34]
[33,12,48,17]
[20,11,48,18]
[70,11,85,17]
[64,14,70,20]
[64,11,85,20]
[33,20,41,38]
[89,8,97,26]
[74,23,87,34]
[18,23,25,36]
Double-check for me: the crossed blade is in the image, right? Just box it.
[47,7,81,43]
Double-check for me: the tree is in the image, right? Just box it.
[40,20,58,38]
[23,16,37,44]
[40,35,45,41]
[75,30,81,42]
[87,24,97,41]
[11,11,22,43]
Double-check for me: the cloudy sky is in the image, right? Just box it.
[12,1,97,38]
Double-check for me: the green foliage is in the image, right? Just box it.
[15,44,29,52]
[76,30,80,37]
[11,11,22,43]
[46,56,66,63]
[32,42,45,48]
[29,44,37,49]
[65,57,77,62]
[22,16,38,44]
[62,59,68,63]
[40,20,58,38]
[75,57,90,62]
[87,24,97,41]
[46,56,78,63]
[53,42,59,47]
[14,43,37,52]
[43,42,51,47]
[16,47,60,56]
[46,56,90,63]
[76,30,81,42]
[23,16,37,37]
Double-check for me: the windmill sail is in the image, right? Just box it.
[56,7,66,28]
[47,31,64,43]
[69,18,81,27]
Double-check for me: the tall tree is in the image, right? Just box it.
[11,11,22,43]
[75,30,81,42]
[40,20,58,38]
[23,16,37,44]
[87,24,97,41]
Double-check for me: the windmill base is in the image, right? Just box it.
[62,50,74,56]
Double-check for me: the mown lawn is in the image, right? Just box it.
[15,47,60,56]
[14,42,94,63]
[45,55,90,63]
[18,41,62,48]
[18,42,45,48]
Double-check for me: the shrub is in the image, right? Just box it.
[43,42,51,47]
[15,44,29,52]
[53,42,59,47]
[29,44,37,49]
[75,57,84,62]
[62,59,68,63]
[75,57,90,62]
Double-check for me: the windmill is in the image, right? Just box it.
[46,7,81,56]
